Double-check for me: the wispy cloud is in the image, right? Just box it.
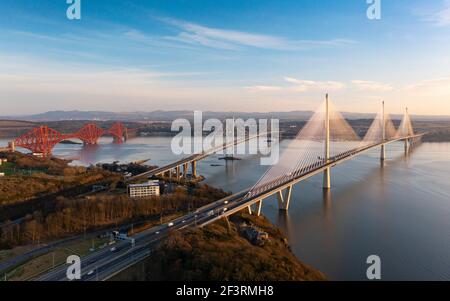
[245,77,345,94]
[245,85,283,92]
[403,77,450,95]
[284,77,345,92]
[435,0,450,26]
[351,80,394,92]
[160,17,355,51]
[420,0,450,26]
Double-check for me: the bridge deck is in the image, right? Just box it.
[127,132,269,181]
[199,133,425,227]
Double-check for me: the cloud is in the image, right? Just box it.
[434,0,450,26]
[403,77,450,95]
[351,80,394,92]
[421,0,450,26]
[245,85,283,92]
[284,77,345,92]
[245,77,345,94]
[160,18,355,51]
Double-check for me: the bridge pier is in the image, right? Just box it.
[277,186,292,211]
[191,161,197,178]
[255,200,263,216]
[183,163,188,178]
[404,139,410,154]
[381,144,386,161]
[175,166,180,179]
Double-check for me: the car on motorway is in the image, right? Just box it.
[110,247,117,252]
[182,220,186,223]
[206,210,214,217]
[155,231,160,235]
[168,222,174,227]
[87,270,94,276]
[224,200,229,204]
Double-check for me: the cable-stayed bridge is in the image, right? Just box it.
[197,96,425,225]
[34,96,426,281]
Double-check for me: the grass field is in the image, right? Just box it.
[0,161,47,176]
[2,237,111,281]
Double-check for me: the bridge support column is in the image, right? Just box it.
[381,144,386,161]
[247,205,252,215]
[323,94,331,189]
[191,161,197,178]
[277,186,292,211]
[255,199,263,217]
[183,163,188,178]
[175,166,180,179]
[404,139,410,154]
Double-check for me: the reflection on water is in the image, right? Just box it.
[1,137,449,280]
[276,211,292,238]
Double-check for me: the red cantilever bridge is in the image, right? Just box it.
[11,122,128,156]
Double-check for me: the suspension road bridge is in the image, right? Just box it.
[33,97,426,281]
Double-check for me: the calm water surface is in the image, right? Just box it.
[1,137,449,280]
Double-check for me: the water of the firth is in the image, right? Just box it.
[2,137,449,280]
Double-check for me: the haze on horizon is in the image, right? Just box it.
[0,0,450,116]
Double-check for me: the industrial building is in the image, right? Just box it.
[128,180,160,198]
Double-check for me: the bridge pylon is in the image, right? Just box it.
[381,101,386,161]
[404,108,410,154]
[323,94,331,189]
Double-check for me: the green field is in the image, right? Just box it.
[2,237,111,281]
[0,161,47,176]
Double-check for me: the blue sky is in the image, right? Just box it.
[0,0,450,115]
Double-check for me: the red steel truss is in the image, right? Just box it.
[13,122,127,156]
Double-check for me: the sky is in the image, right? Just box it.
[0,0,450,116]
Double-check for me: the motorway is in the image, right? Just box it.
[35,190,249,281]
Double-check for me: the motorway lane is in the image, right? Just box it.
[35,192,244,281]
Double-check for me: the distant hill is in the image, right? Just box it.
[1,110,450,122]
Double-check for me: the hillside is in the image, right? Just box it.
[112,213,326,281]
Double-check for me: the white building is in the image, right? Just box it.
[128,180,160,198]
